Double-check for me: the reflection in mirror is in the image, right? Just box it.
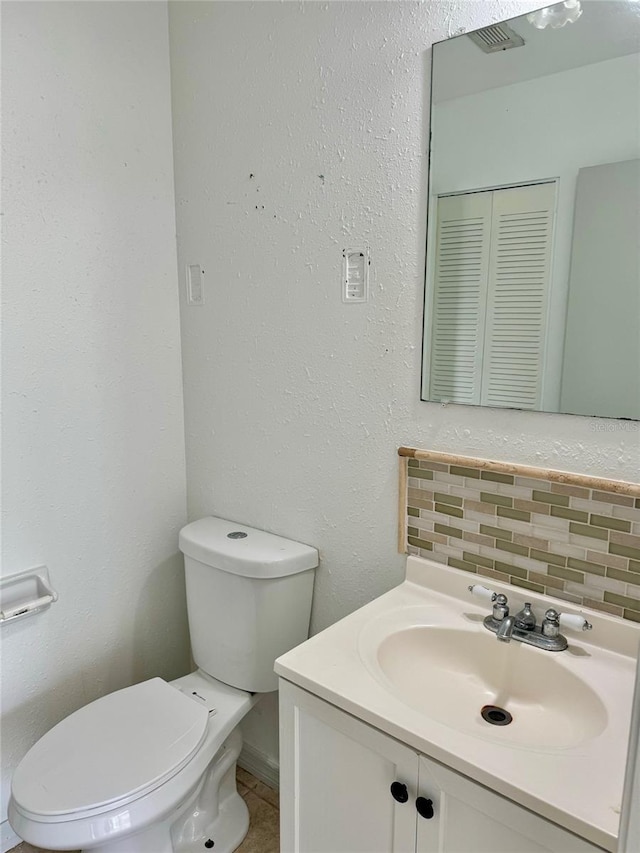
[421,1,640,418]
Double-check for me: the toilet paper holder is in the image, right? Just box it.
[0,565,58,624]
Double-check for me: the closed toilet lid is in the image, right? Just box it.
[12,678,209,817]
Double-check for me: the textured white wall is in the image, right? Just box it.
[168,0,640,764]
[1,1,190,834]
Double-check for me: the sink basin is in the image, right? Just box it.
[362,621,608,749]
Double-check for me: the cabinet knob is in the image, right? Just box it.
[390,781,409,803]
[416,796,434,819]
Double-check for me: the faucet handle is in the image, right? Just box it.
[542,608,592,638]
[468,585,510,622]
[558,611,593,632]
[492,593,509,622]
[468,584,497,603]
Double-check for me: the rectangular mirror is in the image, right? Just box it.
[421,1,640,418]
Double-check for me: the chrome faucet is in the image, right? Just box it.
[496,614,515,642]
[494,600,535,643]
[468,585,593,652]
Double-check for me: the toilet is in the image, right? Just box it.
[8,517,318,853]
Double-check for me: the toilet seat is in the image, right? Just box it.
[11,677,209,819]
[9,672,256,852]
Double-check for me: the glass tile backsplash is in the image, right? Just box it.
[402,451,640,623]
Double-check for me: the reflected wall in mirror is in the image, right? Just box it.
[421,1,640,418]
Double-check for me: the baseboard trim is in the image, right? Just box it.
[1,819,20,853]
[238,742,279,790]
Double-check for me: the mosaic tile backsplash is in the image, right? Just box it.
[404,454,640,623]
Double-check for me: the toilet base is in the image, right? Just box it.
[172,726,250,853]
[84,795,248,853]
[175,792,249,853]
[83,728,249,853]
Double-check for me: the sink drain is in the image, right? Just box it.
[481,705,513,726]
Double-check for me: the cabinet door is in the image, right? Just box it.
[427,182,555,410]
[279,680,418,853]
[416,755,602,853]
[428,191,492,406]
[481,181,556,411]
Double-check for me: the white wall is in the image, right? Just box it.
[561,159,640,418]
[168,1,640,768]
[429,54,640,410]
[1,1,190,839]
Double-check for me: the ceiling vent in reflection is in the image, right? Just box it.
[467,22,525,53]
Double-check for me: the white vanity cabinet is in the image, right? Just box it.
[414,754,601,853]
[279,679,416,852]
[279,680,604,853]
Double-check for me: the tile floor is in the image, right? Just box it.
[8,767,279,853]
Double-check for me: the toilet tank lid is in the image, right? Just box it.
[179,517,319,578]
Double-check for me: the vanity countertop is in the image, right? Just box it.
[275,556,640,851]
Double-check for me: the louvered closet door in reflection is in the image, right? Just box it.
[428,192,492,404]
[481,182,556,409]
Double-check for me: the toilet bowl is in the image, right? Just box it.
[9,518,318,853]
[9,673,255,853]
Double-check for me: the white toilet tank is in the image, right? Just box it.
[179,517,318,693]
